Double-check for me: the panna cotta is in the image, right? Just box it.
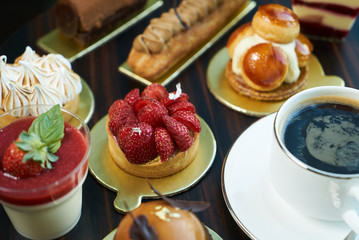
[0,105,90,239]
[292,0,359,39]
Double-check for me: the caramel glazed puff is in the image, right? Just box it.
[114,201,210,240]
[226,3,313,100]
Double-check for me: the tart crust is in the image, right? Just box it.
[225,60,308,101]
[106,118,200,178]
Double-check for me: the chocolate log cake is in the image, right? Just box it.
[53,0,146,46]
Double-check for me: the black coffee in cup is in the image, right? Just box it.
[284,98,359,174]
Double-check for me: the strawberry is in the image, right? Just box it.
[155,127,176,162]
[172,111,201,132]
[109,99,128,118]
[137,101,168,128]
[124,88,140,107]
[1,105,65,179]
[109,100,138,135]
[141,83,168,101]
[116,123,158,164]
[133,97,157,114]
[2,141,44,178]
[161,92,189,107]
[167,101,196,115]
[162,116,193,151]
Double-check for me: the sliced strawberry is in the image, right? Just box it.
[161,92,189,107]
[137,101,168,128]
[172,111,201,132]
[109,99,131,119]
[167,101,196,115]
[109,101,138,135]
[155,127,176,162]
[124,88,140,107]
[2,141,43,178]
[116,123,158,164]
[162,115,193,151]
[132,97,157,114]
[141,83,168,101]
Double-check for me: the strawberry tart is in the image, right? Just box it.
[106,83,201,178]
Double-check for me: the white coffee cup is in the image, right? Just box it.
[270,86,359,233]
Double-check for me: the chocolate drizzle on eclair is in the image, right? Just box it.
[133,0,225,54]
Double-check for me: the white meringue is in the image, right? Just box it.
[0,46,82,116]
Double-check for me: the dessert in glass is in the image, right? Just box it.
[0,104,91,239]
[291,0,359,40]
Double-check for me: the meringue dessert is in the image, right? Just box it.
[225,3,313,101]
[107,83,201,178]
[0,46,82,125]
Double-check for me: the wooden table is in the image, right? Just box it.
[1,1,359,239]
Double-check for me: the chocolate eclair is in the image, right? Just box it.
[127,0,246,81]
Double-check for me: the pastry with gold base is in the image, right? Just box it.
[107,83,201,178]
[127,0,246,81]
[225,3,313,101]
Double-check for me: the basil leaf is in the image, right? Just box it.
[29,105,64,153]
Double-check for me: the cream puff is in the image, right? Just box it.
[225,3,313,101]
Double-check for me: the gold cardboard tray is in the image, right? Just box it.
[118,0,256,86]
[78,79,95,123]
[89,115,216,213]
[207,48,345,117]
[103,225,223,240]
[37,0,163,62]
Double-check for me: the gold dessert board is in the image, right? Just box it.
[89,115,216,213]
[207,48,345,117]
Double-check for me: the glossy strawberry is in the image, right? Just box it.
[155,127,176,162]
[2,141,44,178]
[124,88,140,107]
[161,92,189,107]
[116,123,158,164]
[109,99,130,118]
[162,115,193,151]
[133,97,157,114]
[167,101,196,115]
[137,101,168,128]
[172,111,201,132]
[141,83,168,101]
[109,100,138,135]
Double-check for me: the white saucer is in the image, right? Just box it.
[221,114,351,240]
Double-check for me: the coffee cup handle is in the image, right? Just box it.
[342,186,359,234]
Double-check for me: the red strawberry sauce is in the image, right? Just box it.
[0,117,89,206]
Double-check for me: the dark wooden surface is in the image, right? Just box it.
[1,0,359,239]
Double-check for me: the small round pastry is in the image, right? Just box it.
[114,200,209,240]
[295,33,314,68]
[225,60,308,101]
[252,4,300,44]
[226,23,255,59]
[240,43,288,92]
[107,121,200,178]
[107,83,202,178]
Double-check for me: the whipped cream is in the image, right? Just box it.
[0,46,82,114]
[232,34,300,84]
